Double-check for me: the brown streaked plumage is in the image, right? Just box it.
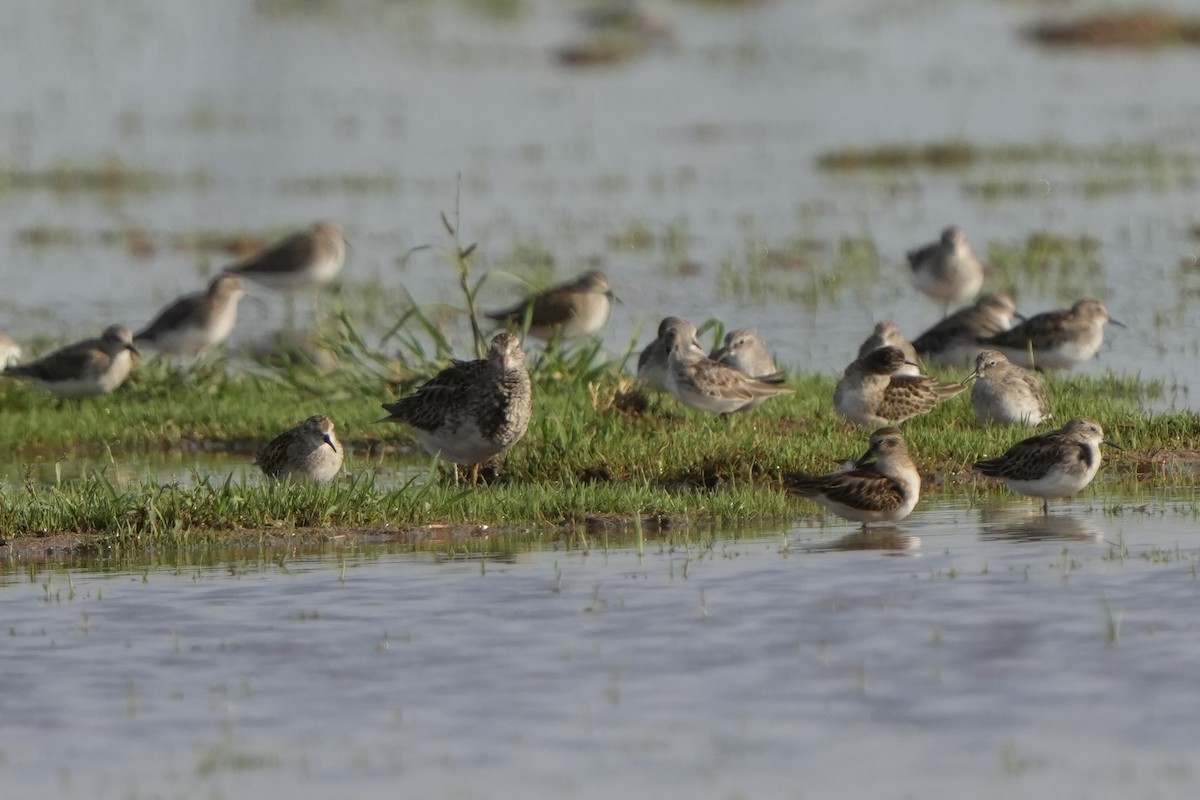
[135,273,246,357]
[226,220,346,291]
[486,269,615,341]
[664,320,791,415]
[255,415,344,484]
[833,345,967,427]
[973,417,1119,513]
[3,325,138,397]
[857,321,919,377]
[379,332,532,467]
[964,349,1051,427]
[977,298,1122,371]
[784,427,920,527]
[912,292,1021,368]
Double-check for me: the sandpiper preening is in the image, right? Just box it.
[907,226,985,314]
[912,292,1021,368]
[710,328,781,379]
[964,349,1051,427]
[857,321,920,377]
[379,331,532,471]
[2,325,138,397]
[255,415,344,484]
[0,332,22,368]
[833,345,967,427]
[665,320,792,415]
[976,298,1122,371]
[784,427,920,527]
[486,269,616,341]
[134,273,246,358]
[973,417,1120,513]
[226,221,346,292]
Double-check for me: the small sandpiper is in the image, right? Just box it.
[3,325,138,397]
[486,269,616,341]
[710,328,781,379]
[973,417,1120,513]
[255,415,344,484]
[135,273,246,358]
[665,320,792,415]
[833,345,967,427]
[976,298,1122,371]
[907,226,985,315]
[857,321,920,377]
[226,221,346,292]
[784,427,920,527]
[379,331,532,470]
[0,332,22,368]
[912,292,1021,368]
[964,349,1051,427]
[637,316,696,392]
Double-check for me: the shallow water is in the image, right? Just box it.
[4,495,1200,798]
[1,0,1198,408]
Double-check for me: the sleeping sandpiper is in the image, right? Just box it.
[134,273,246,358]
[976,298,1122,371]
[486,270,615,341]
[857,321,920,377]
[379,331,532,470]
[907,226,985,315]
[255,415,344,484]
[964,349,1051,427]
[784,427,920,527]
[3,325,138,397]
[833,345,966,427]
[665,320,792,414]
[973,417,1119,513]
[912,292,1021,368]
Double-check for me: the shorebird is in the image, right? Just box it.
[379,331,532,471]
[857,321,920,377]
[665,320,792,414]
[833,345,967,427]
[134,273,246,358]
[486,270,615,341]
[784,427,921,527]
[0,332,22,368]
[973,417,1119,513]
[226,221,346,292]
[637,316,695,392]
[976,298,1122,371]
[963,349,1051,427]
[710,328,781,379]
[255,415,344,484]
[913,292,1021,368]
[2,325,138,397]
[907,226,985,315]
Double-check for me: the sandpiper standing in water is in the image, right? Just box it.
[912,292,1021,368]
[379,332,532,475]
[135,273,246,358]
[973,417,1119,513]
[256,415,344,484]
[833,345,967,427]
[784,427,921,527]
[964,349,1051,427]
[665,320,792,415]
[486,270,616,341]
[857,321,920,377]
[3,325,138,397]
[976,298,1122,371]
[907,226,985,315]
[226,221,346,328]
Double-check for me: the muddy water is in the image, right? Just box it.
[0,0,1198,405]
[3,497,1200,798]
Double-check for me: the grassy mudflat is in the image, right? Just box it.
[0,327,1196,558]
